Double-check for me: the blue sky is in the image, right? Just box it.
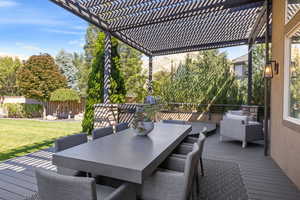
[0,0,246,60]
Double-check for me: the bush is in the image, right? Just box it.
[4,103,43,118]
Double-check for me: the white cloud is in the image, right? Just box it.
[0,0,18,8]
[0,18,65,26]
[43,28,84,35]
[68,38,85,47]
[16,42,43,52]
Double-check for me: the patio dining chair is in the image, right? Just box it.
[140,144,199,200]
[55,133,88,176]
[92,126,114,140]
[115,122,129,132]
[162,119,187,125]
[173,132,206,177]
[34,169,136,200]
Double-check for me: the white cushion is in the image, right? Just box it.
[228,110,244,115]
[226,113,248,124]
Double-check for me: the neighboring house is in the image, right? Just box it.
[232,54,248,80]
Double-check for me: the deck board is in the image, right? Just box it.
[0,130,299,200]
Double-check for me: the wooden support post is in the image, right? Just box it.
[104,31,111,104]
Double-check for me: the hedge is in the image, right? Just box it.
[4,103,43,118]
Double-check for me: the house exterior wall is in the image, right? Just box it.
[271,0,300,189]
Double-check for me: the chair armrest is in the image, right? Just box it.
[105,183,136,200]
[160,156,185,172]
[141,170,184,200]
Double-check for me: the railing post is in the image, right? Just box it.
[148,56,153,94]
[104,31,111,104]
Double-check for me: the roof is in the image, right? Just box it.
[232,54,248,64]
[50,0,267,56]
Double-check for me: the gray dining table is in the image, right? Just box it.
[52,123,192,184]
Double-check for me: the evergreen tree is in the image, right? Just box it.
[119,42,146,102]
[73,52,90,97]
[17,54,67,118]
[56,50,78,90]
[82,32,126,134]
[157,50,240,105]
[0,56,22,96]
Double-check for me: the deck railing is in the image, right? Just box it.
[93,103,264,128]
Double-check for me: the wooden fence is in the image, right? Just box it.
[46,99,85,119]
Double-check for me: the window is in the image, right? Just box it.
[284,27,300,124]
[286,0,300,23]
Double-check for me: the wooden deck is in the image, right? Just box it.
[0,131,300,200]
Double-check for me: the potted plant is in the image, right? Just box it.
[132,104,159,136]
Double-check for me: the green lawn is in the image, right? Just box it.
[0,119,82,161]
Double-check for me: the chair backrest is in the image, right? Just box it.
[162,120,186,125]
[115,122,129,132]
[182,144,200,200]
[35,169,97,200]
[197,133,206,158]
[92,126,114,140]
[55,133,87,152]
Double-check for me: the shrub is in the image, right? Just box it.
[50,88,80,102]
[4,103,43,118]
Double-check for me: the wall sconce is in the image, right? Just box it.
[264,60,279,78]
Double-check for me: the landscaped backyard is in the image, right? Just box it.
[0,119,81,161]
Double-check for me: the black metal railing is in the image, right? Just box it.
[93,103,264,128]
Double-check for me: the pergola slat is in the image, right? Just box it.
[108,0,263,31]
[51,0,268,56]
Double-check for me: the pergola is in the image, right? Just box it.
[50,0,270,104]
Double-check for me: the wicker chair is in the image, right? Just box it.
[34,169,136,200]
[140,144,199,200]
[92,126,114,140]
[115,122,129,132]
[54,133,88,176]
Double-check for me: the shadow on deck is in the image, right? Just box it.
[0,131,299,200]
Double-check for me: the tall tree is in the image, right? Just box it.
[157,50,240,105]
[84,24,101,64]
[119,42,146,102]
[82,32,126,134]
[73,52,90,97]
[55,50,78,90]
[17,54,67,118]
[0,56,22,96]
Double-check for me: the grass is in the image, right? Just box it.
[0,119,82,161]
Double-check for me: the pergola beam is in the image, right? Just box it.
[108,0,264,31]
[249,0,267,43]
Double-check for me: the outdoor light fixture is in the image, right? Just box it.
[264,60,279,78]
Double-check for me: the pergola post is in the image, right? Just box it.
[264,0,271,156]
[148,56,153,94]
[247,43,253,105]
[104,31,112,104]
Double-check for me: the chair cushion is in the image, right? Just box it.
[96,185,115,200]
[228,110,244,115]
[226,113,248,124]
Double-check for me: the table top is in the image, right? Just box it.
[53,123,191,184]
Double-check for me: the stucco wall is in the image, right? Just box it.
[271,0,300,189]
